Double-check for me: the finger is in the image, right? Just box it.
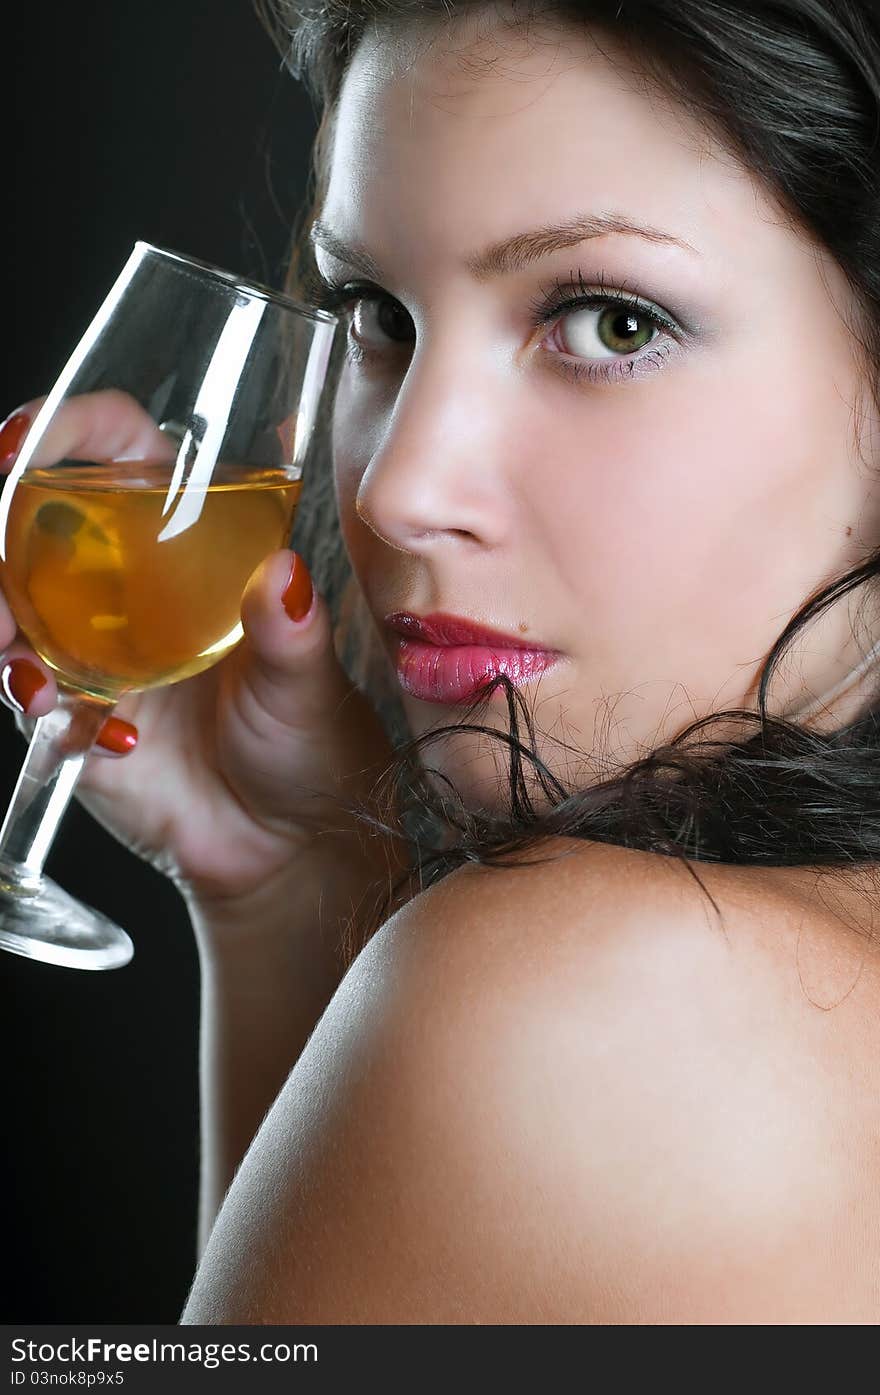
[0,591,16,655]
[236,549,354,731]
[11,709,139,762]
[0,408,35,473]
[0,644,137,758]
[0,391,176,470]
[92,715,139,757]
[0,646,58,719]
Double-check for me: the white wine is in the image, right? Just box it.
[0,461,302,698]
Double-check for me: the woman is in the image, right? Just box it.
[2,0,879,1322]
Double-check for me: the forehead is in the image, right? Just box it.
[321,11,776,276]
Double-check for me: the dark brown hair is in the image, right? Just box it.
[257,0,880,966]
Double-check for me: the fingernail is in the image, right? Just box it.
[282,552,314,623]
[0,410,31,469]
[96,716,138,755]
[1,658,48,713]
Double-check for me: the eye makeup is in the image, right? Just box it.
[527,267,685,386]
[300,260,694,386]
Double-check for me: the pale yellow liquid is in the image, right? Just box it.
[0,462,302,699]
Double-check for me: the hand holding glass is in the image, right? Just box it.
[0,243,338,970]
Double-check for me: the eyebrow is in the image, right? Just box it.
[309,212,698,282]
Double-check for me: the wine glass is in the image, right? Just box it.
[0,241,339,970]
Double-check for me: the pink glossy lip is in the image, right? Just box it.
[384,611,547,649]
[384,611,561,705]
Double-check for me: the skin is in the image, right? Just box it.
[317,7,880,814]
[179,8,880,1322]
[5,4,880,1322]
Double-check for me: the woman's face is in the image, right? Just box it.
[315,8,880,810]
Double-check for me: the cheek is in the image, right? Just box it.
[528,351,861,658]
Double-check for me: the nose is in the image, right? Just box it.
[351,347,514,554]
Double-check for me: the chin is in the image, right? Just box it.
[402,711,538,819]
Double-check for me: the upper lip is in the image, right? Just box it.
[383,611,554,650]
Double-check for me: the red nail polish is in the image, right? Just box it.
[96,716,138,754]
[0,411,32,469]
[282,553,314,623]
[1,658,48,713]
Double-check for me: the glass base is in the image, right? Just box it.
[0,873,133,970]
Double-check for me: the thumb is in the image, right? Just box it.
[222,549,399,840]
[234,549,361,735]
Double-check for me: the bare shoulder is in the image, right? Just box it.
[416,835,880,1039]
[183,838,880,1325]
[376,835,880,1066]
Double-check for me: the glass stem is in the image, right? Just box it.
[0,692,113,890]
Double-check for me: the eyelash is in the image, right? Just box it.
[300,264,681,386]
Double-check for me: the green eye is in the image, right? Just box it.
[595,306,655,354]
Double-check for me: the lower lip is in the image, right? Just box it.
[395,639,560,704]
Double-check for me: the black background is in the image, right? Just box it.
[3,1,319,1321]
